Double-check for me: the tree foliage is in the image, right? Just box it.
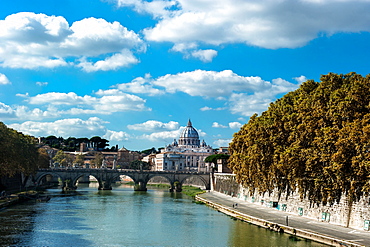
[41,135,109,151]
[0,122,39,177]
[90,152,103,168]
[229,72,370,205]
[52,150,73,167]
[37,148,50,168]
[129,160,151,170]
[205,154,230,165]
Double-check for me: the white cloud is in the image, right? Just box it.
[24,91,149,114]
[77,49,139,72]
[115,74,165,96]
[135,0,370,49]
[7,117,132,144]
[0,102,15,118]
[0,102,61,120]
[27,92,93,105]
[8,117,108,138]
[171,42,198,52]
[120,69,300,117]
[0,73,11,85]
[213,138,232,147]
[200,106,226,111]
[170,42,218,62]
[116,0,178,18]
[229,121,243,129]
[128,120,179,132]
[191,49,217,62]
[0,12,144,71]
[212,122,227,128]
[36,81,48,86]
[13,105,61,120]
[140,129,181,142]
[294,75,308,83]
[200,106,212,111]
[136,122,207,143]
[229,93,272,116]
[3,90,150,121]
[152,70,271,97]
[103,130,131,141]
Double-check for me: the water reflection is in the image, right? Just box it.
[0,184,326,246]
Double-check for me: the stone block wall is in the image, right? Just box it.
[213,173,370,231]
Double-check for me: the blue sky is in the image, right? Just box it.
[1,0,370,151]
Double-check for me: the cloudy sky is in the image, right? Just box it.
[1,0,370,150]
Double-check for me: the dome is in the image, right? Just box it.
[178,119,200,147]
[180,119,199,139]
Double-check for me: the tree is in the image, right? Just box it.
[37,148,50,168]
[129,160,151,170]
[229,72,370,204]
[74,154,85,167]
[90,152,103,168]
[0,122,39,177]
[90,136,109,150]
[205,154,230,166]
[141,147,157,155]
[53,150,73,167]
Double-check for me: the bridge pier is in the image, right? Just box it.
[170,181,182,192]
[34,169,211,193]
[134,181,147,191]
[62,179,77,192]
[99,180,112,190]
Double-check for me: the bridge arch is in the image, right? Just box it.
[180,174,210,190]
[147,174,179,192]
[34,172,62,186]
[33,169,210,192]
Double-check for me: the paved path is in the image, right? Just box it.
[198,191,370,247]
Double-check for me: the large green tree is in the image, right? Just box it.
[229,72,370,204]
[53,150,73,167]
[0,122,39,177]
[205,154,230,166]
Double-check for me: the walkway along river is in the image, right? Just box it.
[0,183,326,246]
[197,191,370,247]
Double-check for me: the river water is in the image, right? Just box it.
[0,184,325,246]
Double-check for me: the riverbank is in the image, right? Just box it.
[0,190,47,210]
[0,194,20,209]
[196,191,369,247]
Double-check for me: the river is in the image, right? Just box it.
[0,183,325,246]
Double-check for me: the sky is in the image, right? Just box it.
[1,0,370,151]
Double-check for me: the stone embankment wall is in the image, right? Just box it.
[0,174,23,193]
[213,173,370,231]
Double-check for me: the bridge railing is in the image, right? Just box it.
[37,168,210,175]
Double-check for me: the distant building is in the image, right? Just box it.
[153,120,214,172]
[58,146,144,169]
[217,158,232,173]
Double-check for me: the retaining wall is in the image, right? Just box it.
[213,173,370,231]
[196,195,363,247]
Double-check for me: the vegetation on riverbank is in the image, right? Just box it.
[181,185,205,197]
[0,122,39,178]
[229,72,370,205]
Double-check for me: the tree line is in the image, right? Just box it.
[0,122,46,178]
[229,72,370,205]
[41,136,112,151]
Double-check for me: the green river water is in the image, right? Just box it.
[0,183,326,246]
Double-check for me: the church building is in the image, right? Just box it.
[153,120,214,172]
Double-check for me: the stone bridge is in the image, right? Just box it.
[33,168,211,192]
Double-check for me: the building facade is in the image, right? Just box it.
[153,120,214,172]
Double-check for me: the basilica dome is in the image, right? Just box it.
[178,119,200,147]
